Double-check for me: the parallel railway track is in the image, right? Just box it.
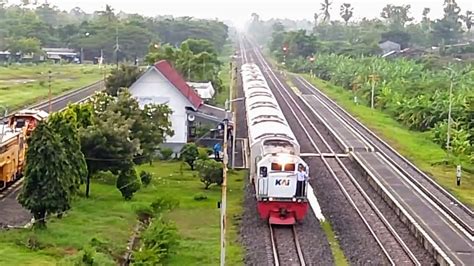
[243,40,421,265]
[0,80,104,197]
[293,76,474,236]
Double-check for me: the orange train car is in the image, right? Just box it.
[0,109,48,189]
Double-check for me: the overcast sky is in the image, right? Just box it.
[10,0,474,28]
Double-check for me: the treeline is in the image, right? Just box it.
[299,54,473,161]
[0,2,228,62]
[249,0,473,56]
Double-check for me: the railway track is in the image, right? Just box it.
[244,41,421,265]
[269,224,306,266]
[290,76,473,265]
[294,76,474,236]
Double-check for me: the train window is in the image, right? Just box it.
[259,166,268,177]
[284,164,295,171]
[252,119,285,126]
[264,140,292,147]
[271,163,282,171]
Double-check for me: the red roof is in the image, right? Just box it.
[154,60,202,109]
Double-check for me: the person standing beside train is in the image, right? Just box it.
[296,165,308,197]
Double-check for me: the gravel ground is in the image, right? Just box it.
[0,188,32,228]
[240,179,274,266]
[295,209,334,265]
[307,157,389,265]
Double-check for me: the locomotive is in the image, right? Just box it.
[241,63,310,225]
[0,109,48,189]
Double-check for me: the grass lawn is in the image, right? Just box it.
[302,74,473,207]
[0,63,104,111]
[0,161,246,265]
[215,43,235,107]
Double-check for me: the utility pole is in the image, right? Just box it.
[220,115,228,266]
[446,71,454,152]
[369,74,379,109]
[230,62,237,169]
[114,26,120,69]
[48,70,52,113]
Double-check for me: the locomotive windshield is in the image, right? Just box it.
[271,162,296,172]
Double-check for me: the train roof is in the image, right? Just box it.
[0,124,20,144]
[13,109,49,120]
[241,64,297,147]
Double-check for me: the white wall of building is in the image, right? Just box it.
[129,68,193,144]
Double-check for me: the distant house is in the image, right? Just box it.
[129,60,230,153]
[42,48,78,63]
[378,41,401,55]
[187,81,215,101]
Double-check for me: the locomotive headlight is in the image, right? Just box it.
[269,197,273,201]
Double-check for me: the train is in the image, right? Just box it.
[0,109,48,189]
[241,63,310,225]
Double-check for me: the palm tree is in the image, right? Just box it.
[98,4,115,22]
[340,3,353,25]
[460,10,473,32]
[320,0,332,22]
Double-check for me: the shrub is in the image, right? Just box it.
[132,217,179,264]
[57,245,115,266]
[195,159,223,189]
[116,167,141,200]
[160,148,174,160]
[133,203,156,222]
[198,147,210,160]
[180,143,199,170]
[150,197,179,214]
[193,193,208,201]
[139,171,153,187]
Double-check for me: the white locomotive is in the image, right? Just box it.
[241,63,309,225]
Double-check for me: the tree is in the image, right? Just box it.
[380,4,413,30]
[180,143,199,170]
[195,159,223,189]
[432,0,463,44]
[182,38,216,55]
[18,122,73,228]
[6,37,42,56]
[340,3,354,25]
[134,103,174,165]
[422,8,431,30]
[80,107,140,197]
[460,11,473,32]
[320,0,332,22]
[116,167,141,200]
[105,64,143,96]
[47,110,88,195]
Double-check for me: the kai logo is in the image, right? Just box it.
[275,179,290,186]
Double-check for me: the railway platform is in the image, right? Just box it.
[301,94,373,153]
[353,151,473,265]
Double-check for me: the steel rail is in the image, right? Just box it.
[295,76,474,238]
[248,43,419,265]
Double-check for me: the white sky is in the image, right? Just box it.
[9,0,474,28]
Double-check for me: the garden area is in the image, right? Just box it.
[0,63,104,111]
[0,160,245,265]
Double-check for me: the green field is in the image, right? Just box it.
[302,74,473,207]
[0,161,245,265]
[0,64,104,111]
[216,43,235,107]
